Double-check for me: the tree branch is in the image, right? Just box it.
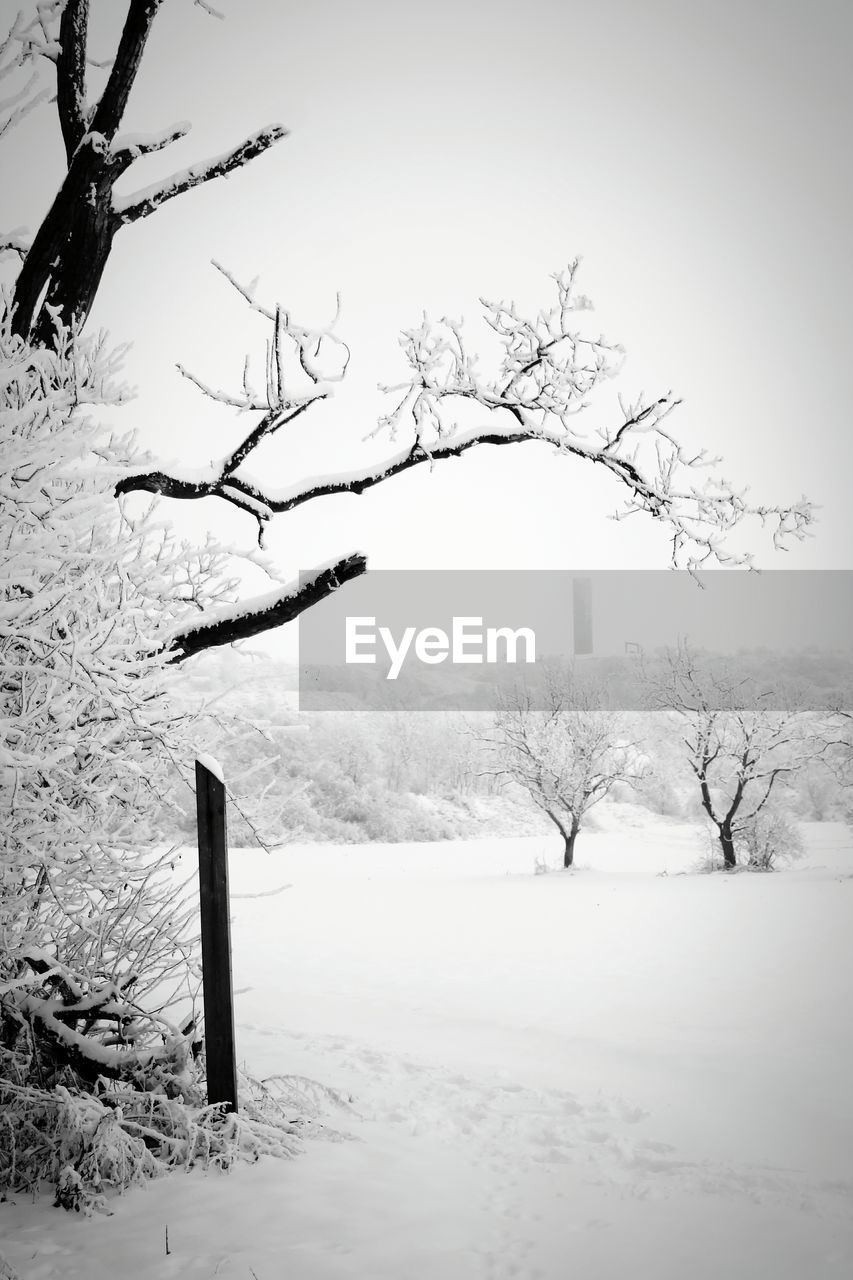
[90,0,165,142]
[56,0,89,162]
[112,120,191,162]
[116,430,543,510]
[125,266,812,571]
[116,124,289,223]
[166,553,368,662]
[19,992,182,1084]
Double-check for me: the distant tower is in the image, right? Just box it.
[572,576,593,656]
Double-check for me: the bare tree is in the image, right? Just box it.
[482,673,641,868]
[2,3,814,662]
[645,644,813,868]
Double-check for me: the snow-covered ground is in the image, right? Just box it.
[3,811,852,1279]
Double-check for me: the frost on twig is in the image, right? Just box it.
[0,9,53,142]
[373,262,812,570]
[121,262,814,575]
[118,263,351,549]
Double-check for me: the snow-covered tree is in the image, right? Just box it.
[0,310,308,1205]
[645,644,813,869]
[2,2,815,662]
[0,313,197,1151]
[482,673,641,868]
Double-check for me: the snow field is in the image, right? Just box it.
[2,815,851,1279]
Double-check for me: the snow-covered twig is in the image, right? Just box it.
[119,266,814,581]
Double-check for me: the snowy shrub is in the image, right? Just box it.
[735,807,805,871]
[1,316,221,931]
[0,313,297,1203]
[0,1068,306,1214]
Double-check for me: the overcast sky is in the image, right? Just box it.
[2,0,851,651]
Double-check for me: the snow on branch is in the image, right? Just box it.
[112,120,192,161]
[2,5,61,71]
[115,124,289,223]
[117,267,350,546]
[0,229,30,261]
[118,264,814,572]
[166,553,368,662]
[0,71,51,139]
[0,9,53,141]
[368,264,814,570]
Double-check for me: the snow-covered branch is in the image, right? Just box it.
[0,230,30,261]
[0,9,53,141]
[112,120,192,161]
[167,553,368,661]
[116,269,352,546]
[370,268,813,570]
[116,124,289,223]
[118,266,814,572]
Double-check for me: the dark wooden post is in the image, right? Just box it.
[195,757,238,1113]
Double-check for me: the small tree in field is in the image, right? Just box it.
[646,644,812,869]
[483,673,641,868]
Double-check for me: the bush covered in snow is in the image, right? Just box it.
[0,314,302,1205]
[0,1065,310,1215]
[735,806,806,871]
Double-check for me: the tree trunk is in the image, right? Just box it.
[563,818,580,869]
[11,138,124,343]
[718,824,737,868]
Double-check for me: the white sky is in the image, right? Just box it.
[2,0,851,656]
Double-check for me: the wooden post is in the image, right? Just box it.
[195,757,238,1113]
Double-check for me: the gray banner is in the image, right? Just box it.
[297,570,853,710]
